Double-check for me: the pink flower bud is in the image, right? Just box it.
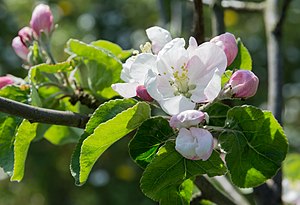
[136,85,153,102]
[30,4,53,37]
[210,32,238,66]
[169,110,205,129]
[0,76,14,89]
[12,36,29,61]
[175,127,214,161]
[228,70,259,98]
[18,27,33,43]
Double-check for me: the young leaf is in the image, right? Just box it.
[129,117,175,169]
[11,120,38,182]
[219,105,288,188]
[70,99,150,185]
[228,38,252,70]
[44,125,81,145]
[91,40,133,61]
[140,142,226,204]
[204,102,230,127]
[66,39,122,98]
[0,114,22,176]
[221,70,233,87]
[0,85,29,103]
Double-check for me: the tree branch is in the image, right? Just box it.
[211,0,225,35]
[193,0,205,44]
[0,96,89,129]
[202,0,265,12]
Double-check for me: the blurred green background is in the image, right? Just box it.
[0,0,300,204]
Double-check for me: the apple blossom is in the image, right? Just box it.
[169,110,205,129]
[145,37,227,115]
[210,32,238,66]
[12,36,29,61]
[30,4,54,37]
[112,53,157,98]
[226,70,259,98]
[175,127,214,160]
[0,76,14,89]
[146,26,172,54]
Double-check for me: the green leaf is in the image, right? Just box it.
[91,40,133,61]
[204,102,230,127]
[140,142,226,204]
[44,125,82,145]
[30,62,73,75]
[283,153,300,182]
[11,120,38,182]
[0,85,29,103]
[66,39,122,98]
[70,99,150,185]
[228,38,252,70]
[0,114,22,176]
[219,105,288,188]
[221,70,233,87]
[159,179,194,205]
[129,117,175,169]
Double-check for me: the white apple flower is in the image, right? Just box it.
[112,53,157,98]
[145,37,227,115]
[112,26,170,99]
[175,127,214,161]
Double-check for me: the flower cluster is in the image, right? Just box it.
[12,4,54,63]
[112,26,259,160]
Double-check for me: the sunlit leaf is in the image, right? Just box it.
[11,120,38,182]
[219,105,288,188]
[70,99,150,185]
[0,114,22,176]
[91,40,133,61]
[228,38,252,70]
[66,39,122,98]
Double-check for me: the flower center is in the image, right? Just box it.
[170,64,196,98]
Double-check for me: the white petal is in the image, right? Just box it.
[121,56,136,82]
[175,128,198,159]
[159,95,195,115]
[187,55,206,83]
[158,38,185,56]
[187,36,198,55]
[145,69,163,101]
[111,82,138,98]
[146,26,172,54]
[169,110,205,128]
[190,127,214,161]
[204,69,222,102]
[193,42,227,76]
[157,38,188,78]
[129,53,157,84]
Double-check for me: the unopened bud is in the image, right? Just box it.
[18,27,33,44]
[228,70,259,98]
[175,127,214,161]
[0,76,14,89]
[30,4,53,37]
[210,32,238,66]
[12,36,29,61]
[136,85,153,102]
[169,110,205,129]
